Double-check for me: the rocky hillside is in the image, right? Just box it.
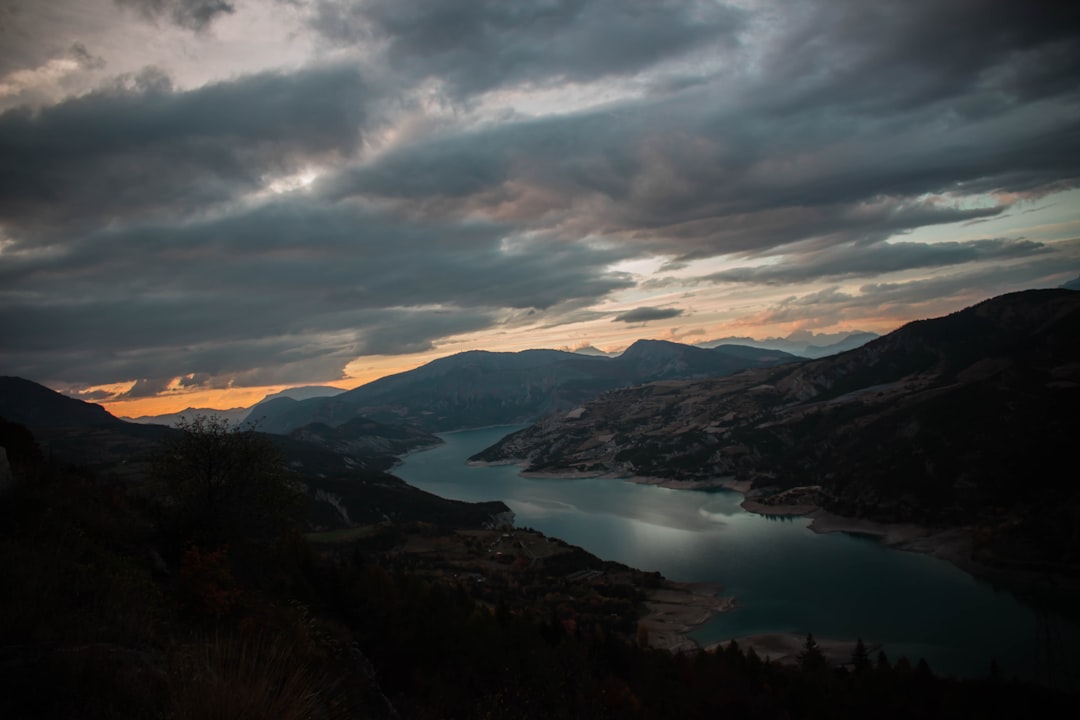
[0,377,503,530]
[476,290,1080,566]
[286,416,440,471]
[251,341,800,434]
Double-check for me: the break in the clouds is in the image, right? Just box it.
[0,0,1078,405]
[0,63,366,238]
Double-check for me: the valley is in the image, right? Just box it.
[2,288,1080,714]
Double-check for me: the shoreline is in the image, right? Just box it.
[481,459,745,493]
[639,582,737,653]
[737,493,1080,598]
[428,454,743,651]
[738,495,977,572]
[403,443,1080,653]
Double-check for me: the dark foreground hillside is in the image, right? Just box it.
[0,418,1073,718]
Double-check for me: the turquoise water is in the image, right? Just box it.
[395,426,1079,685]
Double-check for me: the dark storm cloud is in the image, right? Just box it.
[310,0,745,95]
[0,198,633,385]
[0,64,366,239]
[321,0,1080,257]
[761,0,1080,114]
[329,81,1078,260]
[337,0,1074,248]
[115,0,235,31]
[613,307,684,324]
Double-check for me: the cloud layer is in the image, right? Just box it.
[1,0,1078,403]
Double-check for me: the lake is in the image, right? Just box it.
[395,425,1079,685]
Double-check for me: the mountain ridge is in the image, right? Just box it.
[0,376,125,428]
[248,340,801,434]
[696,330,878,358]
[123,385,345,427]
[474,289,1080,572]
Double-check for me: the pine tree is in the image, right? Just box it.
[851,636,872,672]
[798,633,827,672]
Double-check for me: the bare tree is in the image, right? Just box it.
[154,415,301,544]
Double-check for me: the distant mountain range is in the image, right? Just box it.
[122,385,344,427]
[122,405,252,427]
[109,335,878,432]
[477,289,1080,571]
[695,330,878,359]
[571,331,877,360]
[246,340,801,434]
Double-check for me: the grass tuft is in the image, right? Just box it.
[167,631,332,720]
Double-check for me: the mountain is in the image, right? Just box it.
[124,385,344,427]
[249,341,800,434]
[0,376,125,428]
[0,378,422,480]
[571,345,612,357]
[122,406,251,427]
[706,344,804,363]
[0,376,504,531]
[476,290,1080,569]
[0,377,177,481]
[697,330,878,358]
[616,339,799,378]
[286,416,440,471]
[258,385,345,403]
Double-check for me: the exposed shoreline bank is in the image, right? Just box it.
[738,494,1080,602]
[639,582,737,653]
[739,494,988,577]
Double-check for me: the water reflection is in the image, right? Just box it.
[396,426,1079,685]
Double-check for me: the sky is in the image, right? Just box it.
[1,0,1078,417]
